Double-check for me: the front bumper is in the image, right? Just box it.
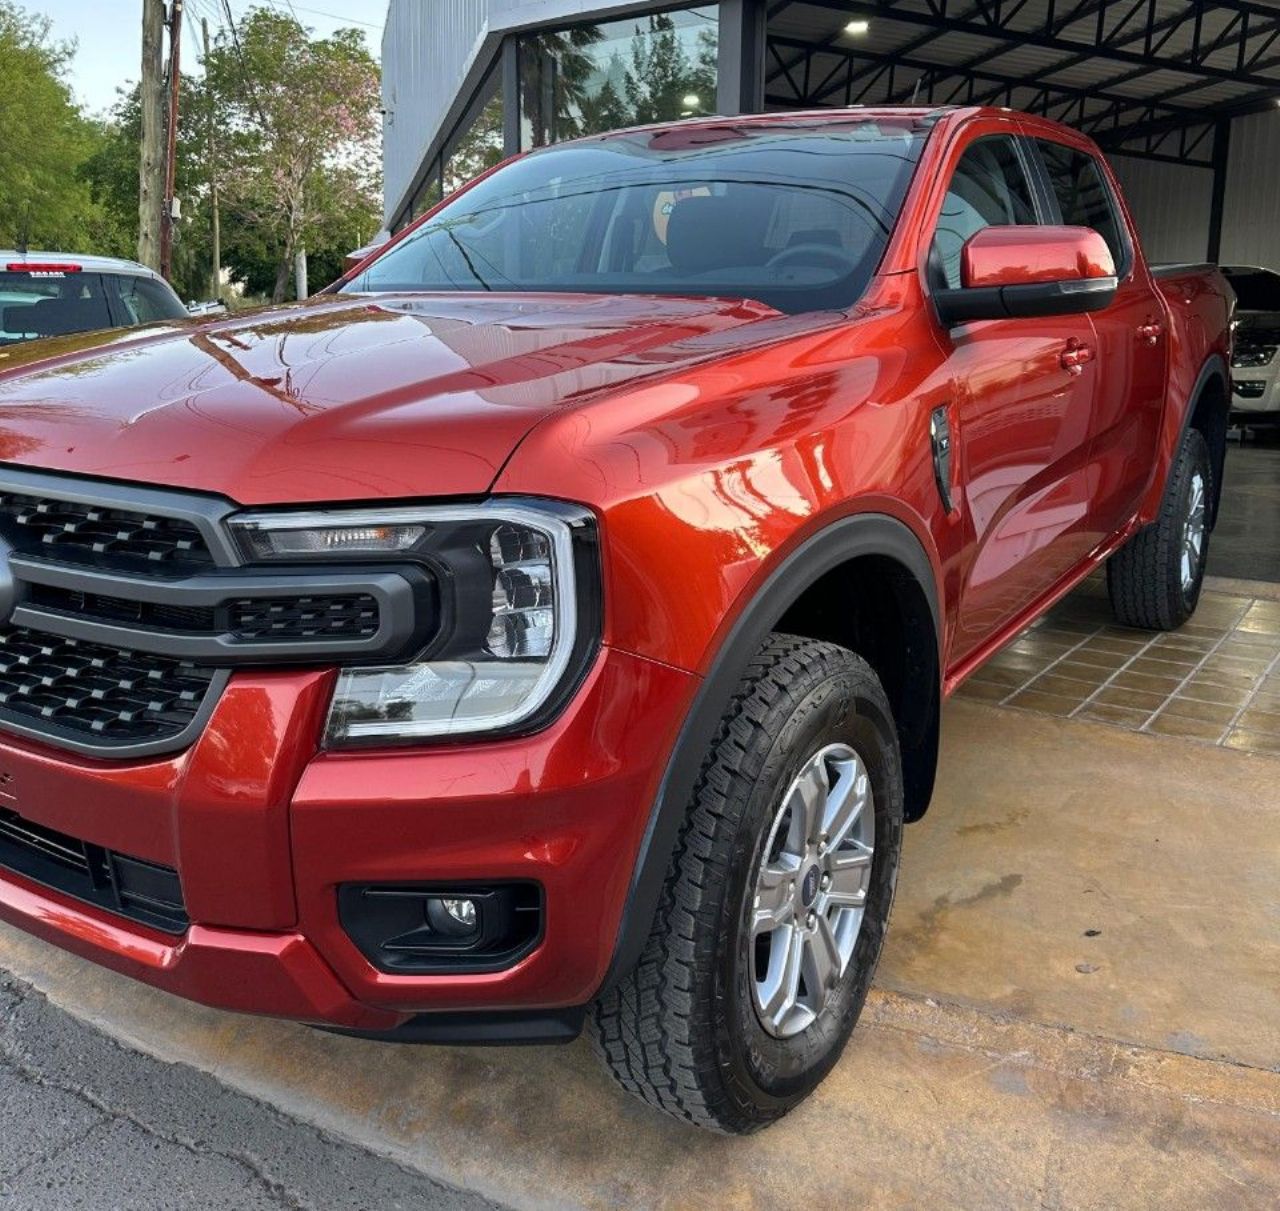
[0,646,696,1031]
[1230,371,1280,416]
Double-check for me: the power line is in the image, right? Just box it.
[275,2,383,31]
[218,0,270,127]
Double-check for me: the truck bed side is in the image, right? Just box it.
[1141,263,1234,524]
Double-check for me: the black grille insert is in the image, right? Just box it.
[0,491,213,570]
[29,585,217,632]
[230,594,380,640]
[0,627,217,747]
[0,808,188,933]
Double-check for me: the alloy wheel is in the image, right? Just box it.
[749,742,874,1039]
[1181,468,1207,595]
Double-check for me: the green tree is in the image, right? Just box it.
[0,2,101,249]
[78,79,214,299]
[203,10,381,301]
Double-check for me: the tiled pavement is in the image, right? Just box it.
[956,577,1280,756]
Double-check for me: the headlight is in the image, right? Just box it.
[227,500,600,744]
[1231,345,1277,368]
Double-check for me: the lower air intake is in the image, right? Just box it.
[0,808,188,934]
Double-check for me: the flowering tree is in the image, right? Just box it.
[204,10,380,301]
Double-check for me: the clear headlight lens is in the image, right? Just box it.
[227,502,597,745]
[1231,345,1277,368]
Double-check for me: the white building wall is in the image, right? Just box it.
[1219,109,1280,269]
[1108,155,1213,265]
[381,0,492,227]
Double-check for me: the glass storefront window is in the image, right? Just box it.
[519,6,718,150]
[443,69,505,197]
[412,170,442,220]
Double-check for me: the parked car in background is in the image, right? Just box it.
[186,299,229,318]
[0,252,187,346]
[0,108,1234,1134]
[1222,264,1280,427]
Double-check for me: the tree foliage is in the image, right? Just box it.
[0,2,381,304]
[203,10,381,301]
[0,2,101,249]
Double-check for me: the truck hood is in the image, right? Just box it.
[0,291,776,503]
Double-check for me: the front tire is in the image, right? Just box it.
[590,634,904,1133]
[1107,427,1213,630]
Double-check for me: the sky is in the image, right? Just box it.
[37,0,386,115]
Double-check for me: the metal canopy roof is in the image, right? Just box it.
[764,1,1280,165]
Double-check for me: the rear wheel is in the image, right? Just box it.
[1107,427,1213,630]
[590,634,904,1134]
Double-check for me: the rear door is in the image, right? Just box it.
[1029,137,1166,542]
[929,132,1101,662]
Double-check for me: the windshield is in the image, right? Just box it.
[345,120,926,315]
[0,269,186,346]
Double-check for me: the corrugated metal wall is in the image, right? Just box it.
[1110,110,1280,270]
[1108,156,1213,265]
[1219,110,1280,269]
[382,0,491,225]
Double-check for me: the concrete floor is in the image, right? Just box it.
[1,698,1275,1210]
[1210,438,1280,584]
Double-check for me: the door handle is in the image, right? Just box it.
[1137,320,1164,345]
[1060,342,1094,374]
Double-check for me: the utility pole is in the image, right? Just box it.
[202,17,221,301]
[160,0,184,281]
[295,248,308,300]
[138,0,165,270]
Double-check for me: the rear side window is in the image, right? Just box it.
[1035,140,1129,274]
[933,136,1037,289]
[108,274,187,325]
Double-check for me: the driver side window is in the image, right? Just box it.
[933,137,1037,289]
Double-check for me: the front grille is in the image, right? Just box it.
[0,627,216,747]
[0,470,427,756]
[0,808,187,932]
[0,491,213,571]
[230,594,381,640]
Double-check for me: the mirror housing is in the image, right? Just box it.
[343,231,392,276]
[934,225,1118,326]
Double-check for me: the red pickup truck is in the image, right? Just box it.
[0,107,1231,1133]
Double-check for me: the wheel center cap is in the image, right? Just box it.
[801,864,821,907]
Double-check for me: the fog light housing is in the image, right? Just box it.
[428,895,479,938]
[338,882,542,974]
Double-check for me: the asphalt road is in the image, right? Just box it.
[0,972,501,1211]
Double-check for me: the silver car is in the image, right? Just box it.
[0,251,188,347]
[1223,264,1280,427]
